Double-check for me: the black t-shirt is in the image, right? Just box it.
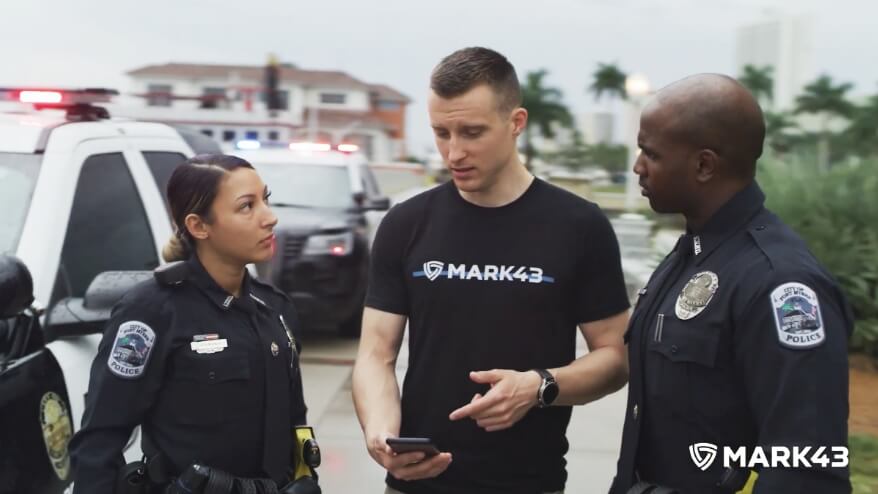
[366,179,630,494]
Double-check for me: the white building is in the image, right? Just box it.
[578,111,615,145]
[736,15,815,111]
[111,62,410,162]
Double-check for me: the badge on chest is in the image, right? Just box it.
[675,271,719,320]
[190,333,228,354]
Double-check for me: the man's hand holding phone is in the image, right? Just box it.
[365,431,452,481]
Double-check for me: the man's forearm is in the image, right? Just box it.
[550,345,628,406]
[352,355,402,437]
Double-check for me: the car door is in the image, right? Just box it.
[43,143,164,467]
[357,164,386,245]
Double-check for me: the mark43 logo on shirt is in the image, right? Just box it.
[413,260,555,284]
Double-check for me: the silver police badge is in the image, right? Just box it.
[675,271,719,320]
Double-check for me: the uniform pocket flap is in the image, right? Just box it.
[648,318,721,367]
[173,352,251,383]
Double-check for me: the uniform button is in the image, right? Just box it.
[670,345,679,354]
[632,404,639,420]
[208,371,216,380]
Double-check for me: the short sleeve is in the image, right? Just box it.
[364,205,410,315]
[574,209,631,324]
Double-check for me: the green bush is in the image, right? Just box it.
[850,434,878,493]
[759,158,878,357]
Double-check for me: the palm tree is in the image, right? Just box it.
[763,111,798,154]
[843,93,878,158]
[521,69,573,168]
[795,74,855,171]
[738,65,774,107]
[589,62,628,102]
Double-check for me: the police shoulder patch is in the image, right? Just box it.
[107,321,156,378]
[770,282,825,349]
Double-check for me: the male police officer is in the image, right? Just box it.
[610,74,853,494]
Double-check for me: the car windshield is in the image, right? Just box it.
[0,153,42,254]
[255,163,353,209]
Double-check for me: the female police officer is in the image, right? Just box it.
[70,154,311,493]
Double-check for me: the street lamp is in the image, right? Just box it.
[623,74,651,212]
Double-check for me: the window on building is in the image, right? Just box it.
[377,100,401,111]
[268,130,280,141]
[222,130,236,142]
[260,89,290,110]
[147,84,172,107]
[201,87,227,109]
[245,130,259,140]
[50,153,158,305]
[320,93,347,104]
[201,129,214,137]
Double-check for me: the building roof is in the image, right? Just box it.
[367,83,411,103]
[128,63,380,92]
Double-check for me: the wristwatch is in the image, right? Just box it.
[533,368,559,408]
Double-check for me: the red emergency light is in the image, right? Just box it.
[0,87,118,105]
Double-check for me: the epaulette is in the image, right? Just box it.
[153,261,190,286]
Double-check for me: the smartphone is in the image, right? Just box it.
[385,437,440,457]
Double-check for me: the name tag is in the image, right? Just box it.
[190,339,228,354]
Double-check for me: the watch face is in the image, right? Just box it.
[542,381,559,406]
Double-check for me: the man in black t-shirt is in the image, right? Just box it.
[352,47,631,494]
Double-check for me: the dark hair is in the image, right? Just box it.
[162,154,254,262]
[430,47,521,113]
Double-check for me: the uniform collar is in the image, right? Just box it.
[186,255,259,314]
[688,181,765,265]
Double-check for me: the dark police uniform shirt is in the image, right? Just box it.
[69,255,307,493]
[611,182,853,494]
[366,179,630,494]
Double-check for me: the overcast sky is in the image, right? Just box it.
[4,0,876,155]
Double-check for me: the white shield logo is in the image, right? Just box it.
[689,442,718,471]
[423,261,445,281]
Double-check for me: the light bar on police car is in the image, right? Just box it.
[0,87,119,106]
[289,142,332,152]
[236,139,262,150]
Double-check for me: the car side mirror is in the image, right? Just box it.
[44,271,152,339]
[0,255,34,318]
[368,196,391,212]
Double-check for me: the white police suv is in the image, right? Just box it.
[0,87,218,494]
